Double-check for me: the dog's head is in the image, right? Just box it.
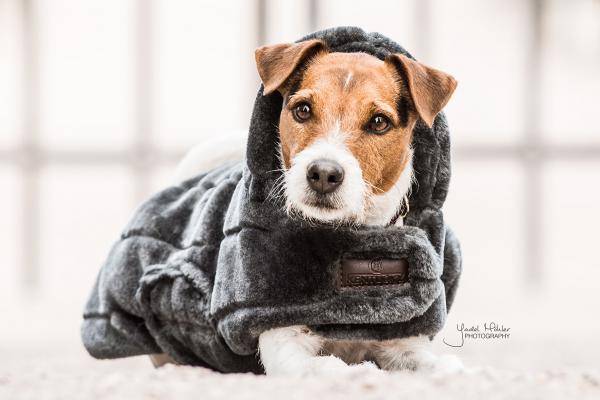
[255,40,456,225]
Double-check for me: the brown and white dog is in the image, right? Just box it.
[175,40,458,376]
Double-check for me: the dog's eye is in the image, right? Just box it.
[292,103,311,122]
[366,114,391,134]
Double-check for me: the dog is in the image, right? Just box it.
[174,39,458,376]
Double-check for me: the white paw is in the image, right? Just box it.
[352,361,379,370]
[347,361,384,375]
[433,354,464,375]
[379,349,438,372]
[304,355,352,376]
[303,357,382,377]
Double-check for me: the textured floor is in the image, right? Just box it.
[1,346,599,400]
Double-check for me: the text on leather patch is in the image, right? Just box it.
[339,258,409,287]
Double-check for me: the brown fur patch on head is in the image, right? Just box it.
[278,51,419,194]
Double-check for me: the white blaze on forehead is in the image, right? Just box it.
[343,72,353,90]
[328,119,344,142]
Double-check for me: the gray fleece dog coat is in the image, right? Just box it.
[81,27,462,374]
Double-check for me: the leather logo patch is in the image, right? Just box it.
[339,258,409,288]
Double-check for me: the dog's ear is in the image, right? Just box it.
[255,39,327,95]
[386,54,457,127]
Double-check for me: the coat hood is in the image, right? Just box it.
[246,26,452,216]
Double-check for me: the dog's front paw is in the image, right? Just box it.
[433,354,464,374]
[379,349,438,372]
[379,350,464,374]
[375,336,464,373]
[304,355,353,376]
[306,357,381,376]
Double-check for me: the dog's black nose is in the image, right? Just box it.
[306,159,345,194]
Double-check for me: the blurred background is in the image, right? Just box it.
[1,0,599,371]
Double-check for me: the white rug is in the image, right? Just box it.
[1,347,598,400]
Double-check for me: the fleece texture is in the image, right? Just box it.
[81,26,462,374]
